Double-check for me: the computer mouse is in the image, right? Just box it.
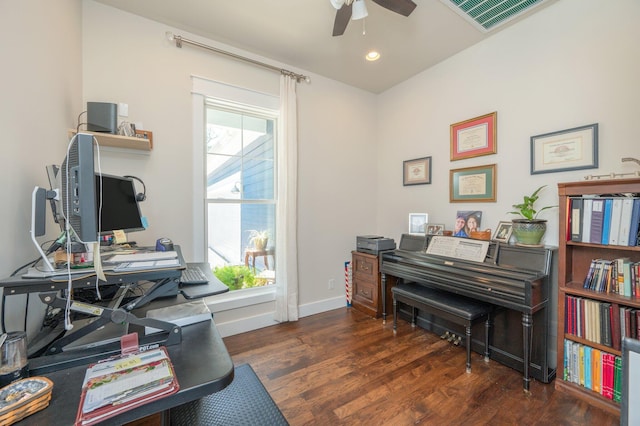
[156,237,174,251]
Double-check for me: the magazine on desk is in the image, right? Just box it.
[74,346,179,426]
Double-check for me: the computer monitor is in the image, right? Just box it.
[96,174,145,235]
[28,133,98,275]
[60,133,98,244]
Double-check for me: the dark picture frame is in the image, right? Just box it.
[530,123,598,174]
[403,156,432,186]
[492,221,513,242]
[450,164,496,203]
[426,223,445,235]
[450,112,497,161]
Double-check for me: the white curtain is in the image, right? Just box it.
[274,74,299,322]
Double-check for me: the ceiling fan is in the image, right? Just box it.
[330,0,417,36]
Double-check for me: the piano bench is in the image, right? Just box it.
[391,282,492,373]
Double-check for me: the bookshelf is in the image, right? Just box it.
[556,178,640,415]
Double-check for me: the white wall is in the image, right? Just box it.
[376,0,640,245]
[0,0,83,334]
[81,2,378,330]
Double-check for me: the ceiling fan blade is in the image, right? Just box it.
[332,3,352,36]
[371,0,417,17]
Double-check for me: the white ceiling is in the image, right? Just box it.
[93,0,557,94]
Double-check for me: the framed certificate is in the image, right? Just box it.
[450,112,497,161]
[530,123,598,174]
[403,156,432,186]
[450,164,496,203]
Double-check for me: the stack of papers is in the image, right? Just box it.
[75,347,179,425]
[108,251,180,272]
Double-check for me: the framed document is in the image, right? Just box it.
[450,164,496,203]
[450,112,497,161]
[530,123,598,174]
[403,156,432,186]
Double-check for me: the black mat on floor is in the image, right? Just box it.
[170,363,289,426]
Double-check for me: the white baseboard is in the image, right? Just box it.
[215,295,347,338]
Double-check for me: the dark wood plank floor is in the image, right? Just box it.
[223,307,620,425]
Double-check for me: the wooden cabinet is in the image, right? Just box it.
[351,251,392,318]
[556,178,640,415]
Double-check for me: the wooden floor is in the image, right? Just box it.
[223,307,620,426]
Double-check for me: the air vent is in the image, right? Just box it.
[440,0,552,33]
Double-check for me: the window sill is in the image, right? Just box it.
[204,286,276,313]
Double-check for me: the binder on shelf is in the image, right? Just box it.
[601,198,613,244]
[590,198,605,244]
[628,199,640,246]
[571,198,583,242]
[582,198,593,243]
[618,198,635,246]
[608,198,624,245]
[74,333,179,426]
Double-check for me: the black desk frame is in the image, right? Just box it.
[1,249,228,374]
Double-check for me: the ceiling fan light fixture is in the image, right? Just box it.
[352,0,368,20]
[329,0,345,9]
[365,50,380,61]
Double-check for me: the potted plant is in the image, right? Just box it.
[508,185,557,246]
[248,229,269,250]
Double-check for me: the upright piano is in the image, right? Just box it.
[380,235,556,391]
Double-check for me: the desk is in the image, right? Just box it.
[15,319,234,425]
[0,249,229,373]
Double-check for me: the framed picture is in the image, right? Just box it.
[409,213,428,235]
[450,112,497,161]
[403,156,432,186]
[426,223,445,235]
[450,164,496,203]
[452,211,482,238]
[492,221,513,242]
[530,123,598,174]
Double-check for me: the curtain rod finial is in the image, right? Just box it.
[165,31,174,41]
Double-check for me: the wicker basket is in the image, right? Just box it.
[0,377,53,425]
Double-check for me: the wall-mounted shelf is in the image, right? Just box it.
[68,130,152,151]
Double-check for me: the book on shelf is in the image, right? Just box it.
[630,198,640,246]
[571,198,583,242]
[613,355,622,403]
[563,340,627,400]
[592,348,602,394]
[74,333,179,426]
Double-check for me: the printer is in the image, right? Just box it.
[356,235,396,254]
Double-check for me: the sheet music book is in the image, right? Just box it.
[426,236,490,262]
[75,342,179,425]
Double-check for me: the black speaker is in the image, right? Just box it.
[87,102,117,134]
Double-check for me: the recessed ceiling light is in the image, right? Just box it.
[365,51,380,61]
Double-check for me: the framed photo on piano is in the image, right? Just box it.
[492,221,513,242]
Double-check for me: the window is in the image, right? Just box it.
[205,101,277,291]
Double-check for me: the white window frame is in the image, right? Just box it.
[191,76,279,309]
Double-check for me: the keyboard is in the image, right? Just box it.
[180,267,209,285]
